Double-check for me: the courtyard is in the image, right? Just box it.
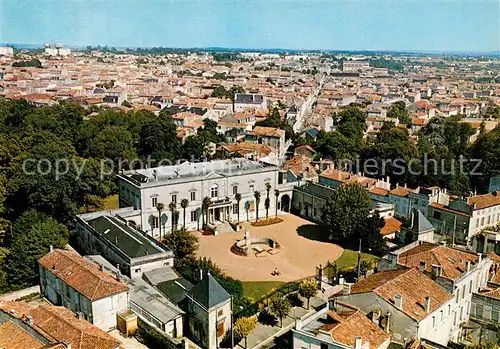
[194,214,343,282]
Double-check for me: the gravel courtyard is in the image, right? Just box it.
[194,214,343,282]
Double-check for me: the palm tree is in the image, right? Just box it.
[254,191,261,221]
[168,202,176,233]
[274,189,280,218]
[180,198,189,230]
[202,196,211,230]
[235,193,242,223]
[265,183,271,219]
[156,202,165,239]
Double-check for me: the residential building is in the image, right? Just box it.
[336,268,456,345]
[75,209,174,279]
[293,301,391,349]
[397,209,435,244]
[428,192,500,246]
[245,126,287,157]
[0,300,122,349]
[234,93,267,112]
[378,241,493,341]
[38,249,129,331]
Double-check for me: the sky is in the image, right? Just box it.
[1,0,499,52]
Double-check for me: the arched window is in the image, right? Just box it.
[211,184,218,198]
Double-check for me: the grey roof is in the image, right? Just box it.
[409,209,435,233]
[143,267,180,286]
[130,281,185,323]
[157,278,194,305]
[234,93,264,104]
[85,215,171,259]
[189,272,230,309]
[121,159,270,186]
[83,256,184,324]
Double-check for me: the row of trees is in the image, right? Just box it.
[313,105,500,195]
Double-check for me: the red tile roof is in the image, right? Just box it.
[381,217,402,236]
[320,305,391,348]
[38,249,128,301]
[31,306,121,349]
[0,321,45,349]
[350,268,452,321]
[398,242,479,280]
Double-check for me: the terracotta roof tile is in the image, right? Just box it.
[31,306,121,349]
[467,192,500,210]
[321,306,391,348]
[247,126,285,137]
[38,249,128,301]
[381,217,402,236]
[351,268,452,321]
[0,321,45,349]
[398,242,479,280]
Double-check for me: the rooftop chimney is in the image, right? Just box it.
[116,264,121,281]
[425,296,431,313]
[355,336,363,349]
[389,252,398,267]
[419,261,426,272]
[394,295,403,309]
[77,312,84,320]
[431,264,442,277]
[26,314,33,327]
[343,283,352,296]
[466,261,471,272]
[49,245,53,252]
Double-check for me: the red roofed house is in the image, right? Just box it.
[38,249,129,331]
[378,241,493,343]
[337,268,456,345]
[293,301,391,349]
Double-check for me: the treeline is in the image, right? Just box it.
[0,99,223,292]
[311,106,500,195]
[12,59,42,68]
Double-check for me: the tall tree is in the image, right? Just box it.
[268,296,291,328]
[322,183,371,241]
[298,279,318,309]
[156,202,165,239]
[234,316,257,349]
[169,202,177,233]
[254,191,261,221]
[234,193,242,223]
[5,210,69,289]
[163,229,199,260]
[180,199,189,230]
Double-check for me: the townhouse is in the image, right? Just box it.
[38,248,130,331]
[336,268,455,345]
[378,241,493,341]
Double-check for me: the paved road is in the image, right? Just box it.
[0,285,40,301]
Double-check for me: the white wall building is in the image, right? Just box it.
[116,159,294,236]
[337,268,456,346]
[38,249,129,332]
[378,241,493,342]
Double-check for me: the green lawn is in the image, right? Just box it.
[102,194,119,210]
[332,249,379,271]
[242,281,285,300]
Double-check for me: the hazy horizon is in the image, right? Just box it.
[2,0,499,53]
